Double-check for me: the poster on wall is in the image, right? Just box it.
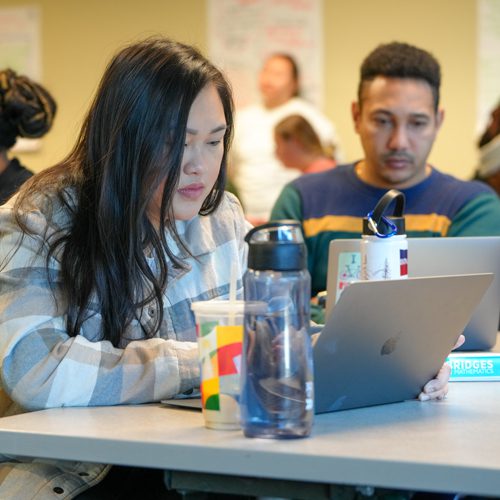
[207,0,323,110]
[477,0,500,134]
[0,6,41,152]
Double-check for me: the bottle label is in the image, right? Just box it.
[360,236,408,281]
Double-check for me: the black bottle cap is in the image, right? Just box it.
[245,220,307,271]
[362,189,406,236]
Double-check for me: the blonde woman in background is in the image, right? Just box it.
[274,114,336,175]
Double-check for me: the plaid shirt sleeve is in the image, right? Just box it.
[0,192,248,412]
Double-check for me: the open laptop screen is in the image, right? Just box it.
[326,237,500,350]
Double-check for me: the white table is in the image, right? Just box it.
[0,380,499,498]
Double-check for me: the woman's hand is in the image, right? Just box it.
[418,334,465,401]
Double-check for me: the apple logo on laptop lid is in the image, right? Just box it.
[381,333,402,356]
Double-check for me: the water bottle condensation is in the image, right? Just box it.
[360,190,408,281]
[240,221,314,439]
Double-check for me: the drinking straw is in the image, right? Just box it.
[229,261,237,323]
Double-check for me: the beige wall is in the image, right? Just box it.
[3,0,478,179]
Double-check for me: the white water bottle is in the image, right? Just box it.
[360,190,408,281]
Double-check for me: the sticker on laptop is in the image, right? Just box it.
[336,252,361,303]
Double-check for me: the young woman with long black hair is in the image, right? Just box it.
[0,36,248,498]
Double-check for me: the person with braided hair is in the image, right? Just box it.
[0,69,57,204]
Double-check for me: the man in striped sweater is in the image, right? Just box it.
[271,42,500,297]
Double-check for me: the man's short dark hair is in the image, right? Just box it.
[358,42,441,111]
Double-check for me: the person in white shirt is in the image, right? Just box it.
[231,53,342,225]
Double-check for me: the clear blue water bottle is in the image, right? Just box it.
[240,220,314,439]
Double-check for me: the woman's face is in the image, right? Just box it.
[274,133,302,169]
[150,83,227,222]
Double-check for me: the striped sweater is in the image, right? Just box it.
[271,163,500,296]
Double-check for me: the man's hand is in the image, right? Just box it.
[418,334,465,401]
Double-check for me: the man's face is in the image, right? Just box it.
[352,77,444,189]
[259,56,297,109]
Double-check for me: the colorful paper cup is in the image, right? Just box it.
[191,300,245,430]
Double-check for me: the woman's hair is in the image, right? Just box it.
[0,69,57,149]
[12,37,234,346]
[275,114,331,157]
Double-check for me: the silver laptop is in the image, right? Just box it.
[326,237,500,350]
[314,273,493,414]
